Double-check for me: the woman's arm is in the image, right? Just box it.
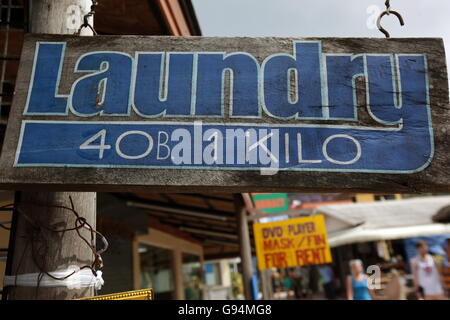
[365,275,377,300]
[433,256,448,298]
[411,259,419,288]
[368,286,377,300]
[346,276,353,300]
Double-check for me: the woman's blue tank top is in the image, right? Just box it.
[352,276,372,300]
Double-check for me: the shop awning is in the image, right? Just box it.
[314,196,450,247]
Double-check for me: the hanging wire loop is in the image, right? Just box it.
[377,0,405,38]
[75,0,98,36]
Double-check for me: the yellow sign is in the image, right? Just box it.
[253,215,332,270]
[78,289,153,300]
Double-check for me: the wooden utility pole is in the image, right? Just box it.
[241,193,271,300]
[5,0,96,300]
[235,195,254,300]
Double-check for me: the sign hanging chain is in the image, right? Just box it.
[377,0,405,38]
[75,0,98,36]
[385,0,391,12]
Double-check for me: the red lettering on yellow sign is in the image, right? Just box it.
[264,252,288,268]
[295,247,327,265]
[263,238,295,250]
[253,215,332,270]
[287,222,316,235]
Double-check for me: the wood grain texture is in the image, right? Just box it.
[0,35,448,193]
[4,3,96,301]
[8,192,96,300]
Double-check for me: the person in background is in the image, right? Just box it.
[319,264,336,300]
[308,266,320,297]
[383,268,407,300]
[185,275,202,300]
[271,269,283,299]
[346,259,376,300]
[300,266,310,298]
[283,269,295,299]
[290,268,303,299]
[411,240,448,300]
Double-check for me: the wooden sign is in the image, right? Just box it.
[0,35,448,192]
[253,215,332,270]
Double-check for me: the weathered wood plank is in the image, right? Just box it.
[0,35,448,193]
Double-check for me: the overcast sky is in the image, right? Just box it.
[192,0,450,70]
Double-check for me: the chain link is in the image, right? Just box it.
[75,0,98,36]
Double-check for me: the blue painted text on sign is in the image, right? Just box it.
[17,40,433,172]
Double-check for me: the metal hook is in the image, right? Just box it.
[377,9,404,38]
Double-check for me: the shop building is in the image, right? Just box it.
[315,196,450,298]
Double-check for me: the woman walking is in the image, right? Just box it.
[346,259,376,300]
[411,240,447,300]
